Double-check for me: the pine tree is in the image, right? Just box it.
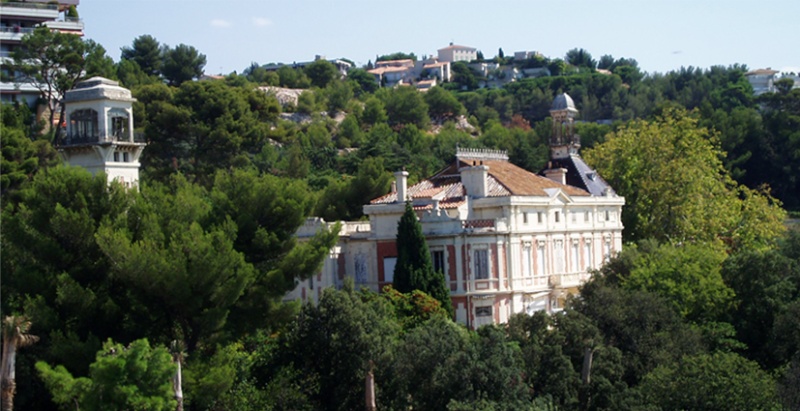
[393,202,453,316]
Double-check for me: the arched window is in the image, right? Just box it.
[108,109,129,140]
[70,109,98,139]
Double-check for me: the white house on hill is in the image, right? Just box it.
[287,93,624,329]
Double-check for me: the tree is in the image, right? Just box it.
[121,34,162,77]
[379,86,430,130]
[36,338,176,411]
[622,241,734,322]
[95,175,256,352]
[424,86,465,121]
[565,48,596,70]
[304,59,338,88]
[1,316,39,411]
[583,108,786,248]
[161,44,206,86]
[346,68,379,96]
[362,96,388,128]
[271,284,400,411]
[638,352,780,410]
[393,202,453,316]
[13,28,114,138]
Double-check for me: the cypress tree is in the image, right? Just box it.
[393,202,454,316]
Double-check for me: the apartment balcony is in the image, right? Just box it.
[57,132,147,147]
[0,80,40,94]
[0,26,36,43]
[0,3,59,21]
[44,17,84,34]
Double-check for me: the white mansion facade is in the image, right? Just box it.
[287,94,625,329]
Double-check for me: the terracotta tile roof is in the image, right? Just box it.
[423,62,449,68]
[746,68,779,76]
[367,66,410,75]
[370,157,589,205]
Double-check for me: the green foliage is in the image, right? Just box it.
[96,175,256,351]
[0,116,38,194]
[379,86,430,130]
[376,52,417,62]
[638,352,780,410]
[304,59,338,88]
[622,241,733,322]
[274,284,400,411]
[120,34,162,77]
[161,43,207,86]
[721,245,800,368]
[425,86,465,120]
[583,108,786,248]
[13,27,116,137]
[137,80,279,185]
[37,338,176,411]
[565,48,596,70]
[346,68,379,96]
[394,202,453,316]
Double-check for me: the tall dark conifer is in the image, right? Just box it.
[393,202,453,316]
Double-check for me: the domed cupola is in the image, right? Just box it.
[549,92,579,159]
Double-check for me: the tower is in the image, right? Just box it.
[57,77,145,188]
[549,93,580,160]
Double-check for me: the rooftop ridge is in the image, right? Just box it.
[456,147,509,162]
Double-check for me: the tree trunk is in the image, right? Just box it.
[1,379,15,411]
[365,362,376,411]
[173,358,183,411]
[1,341,17,411]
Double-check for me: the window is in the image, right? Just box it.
[571,211,576,223]
[475,306,493,317]
[537,212,543,224]
[522,243,532,278]
[605,210,610,221]
[109,109,129,139]
[536,243,546,276]
[70,109,98,138]
[474,249,489,280]
[584,241,593,270]
[554,240,565,273]
[355,254,367,285]
[523,212,528,224]
[383,257,397,283]
[432,250,445,274]
[584,211,590,223]
[571,241,580,272]
[123,152,130,162]
[555,211,560,223]
[113,152,119,162]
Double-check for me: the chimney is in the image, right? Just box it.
[459,164,489,198]
[394,170,409,203]
[544,168,568,185]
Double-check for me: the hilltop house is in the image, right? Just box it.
[287,93,624,328]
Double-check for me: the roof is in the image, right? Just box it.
[544,154,615,197]
[368,66,411,75]
[423,62,450,69]
[746,68,779,76]
[551,93,577,112]
[371,156,589,205]
[438,44,477,52]
[64,77,135,103]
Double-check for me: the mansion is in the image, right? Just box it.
[287,93,625,328]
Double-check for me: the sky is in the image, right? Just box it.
[80,0,799,76]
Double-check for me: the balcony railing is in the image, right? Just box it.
[58,132,146,146]
[0,2,58,10]
[0,27,36,35]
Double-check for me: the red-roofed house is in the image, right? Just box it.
[287,94,624,328]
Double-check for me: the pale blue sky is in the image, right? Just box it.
[81,0,799,76]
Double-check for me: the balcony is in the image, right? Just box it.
[44,17,84,33]
[57,132,146,147]
[0,26,36,43]
[0,3,59,20]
